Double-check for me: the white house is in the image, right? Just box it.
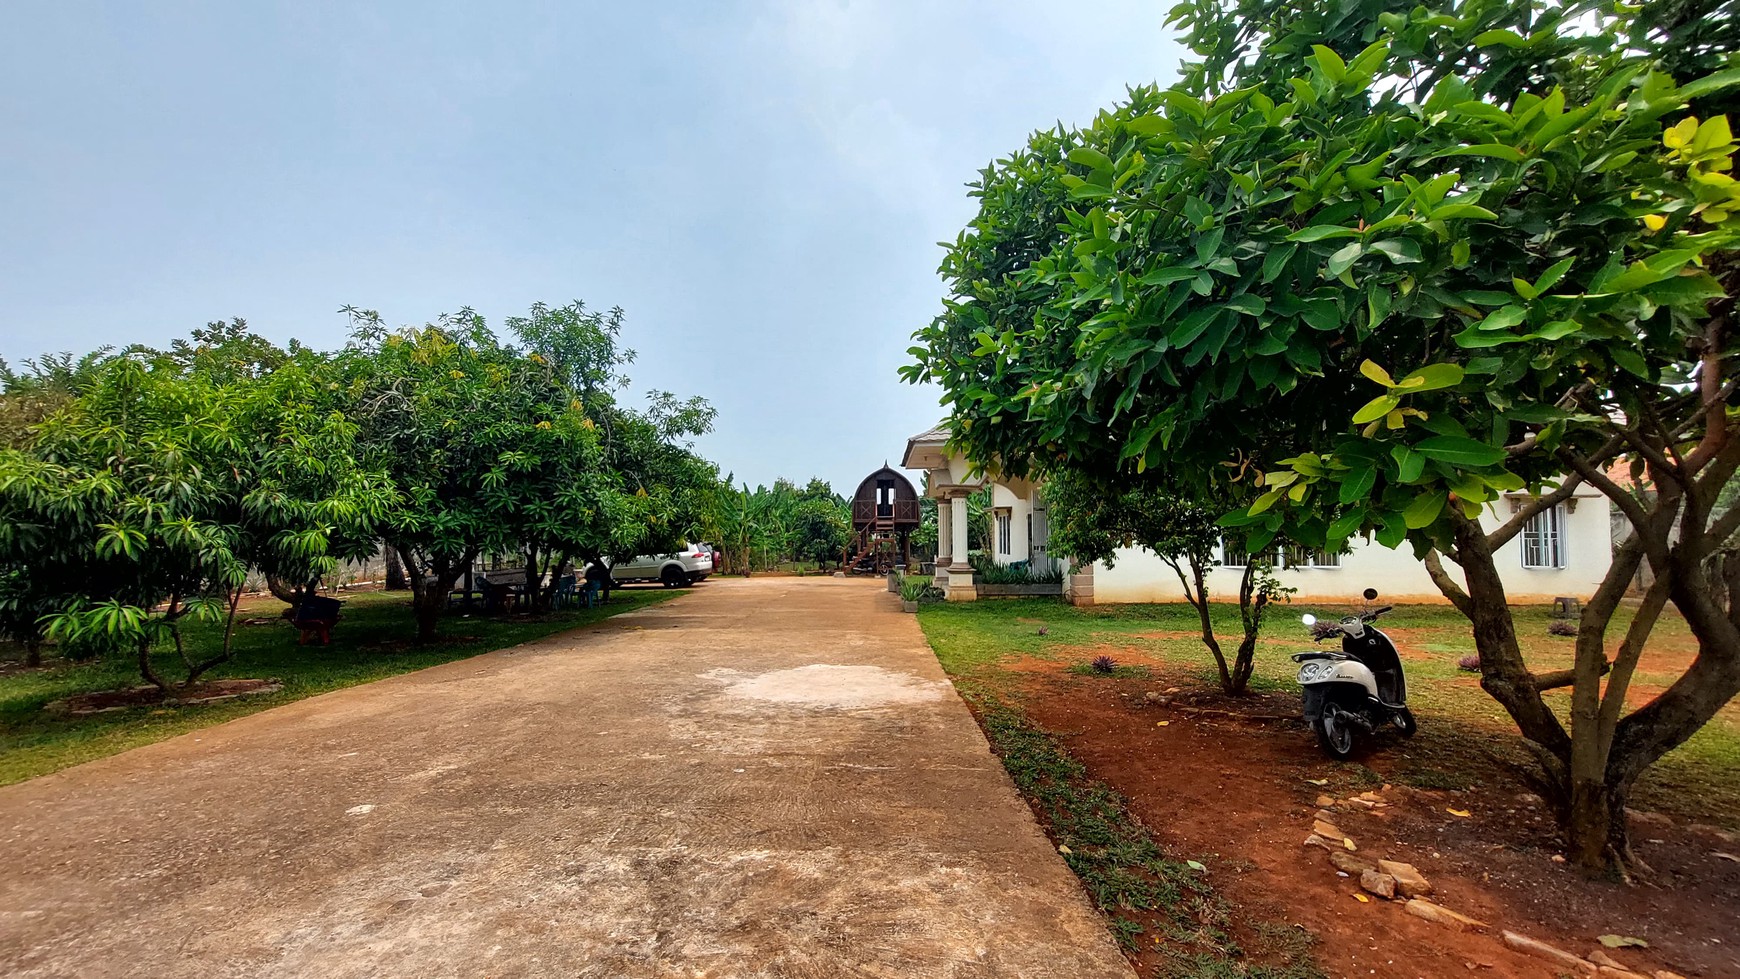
[902,425,1612,605]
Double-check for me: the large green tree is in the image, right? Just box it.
[340,303,717,630]
[906,0,1740,873]
[0,344,384,689]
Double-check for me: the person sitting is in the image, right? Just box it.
[582,560,614,606]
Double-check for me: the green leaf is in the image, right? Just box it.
[1402,491,1448,529]
[1475,305,1528,331]
[1679,68,1740,102]
[1430,203,1500,221]
[1610,346,1650,379]
[1472,28,1529,48]
[1248,487,1286,515]
[1139,267,1200,286]
[1353,394,1400,424]
[1392,446,1425,483]
[1311,44,1347,84]
[1328,509,1365,542]
[1415,435,1508,466]
[1170,307,1222,347]
[1338,466,1377,504]
[1327,242,1363,277]
[1370,518,1403,548]
[1287,225,1360,242]
[1067,147,1114,172]
[1225,294,1267,316]
[1453,326,1527,349]
[1370,239,1422,264]
[1534,257,1575,293]
[1436,143,1527,162]
[1263,243,1298,283]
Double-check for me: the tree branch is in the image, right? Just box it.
[1486,471,1586,552]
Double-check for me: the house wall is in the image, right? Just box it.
[1088,494,1612,605]
[990,482,1032,566]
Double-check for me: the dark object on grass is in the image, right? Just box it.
[1457,654,1481,672]
[1547,619,1577,637]
[287,594,342,646]
[1037,626,1049,636]
[1091,655,1117,675]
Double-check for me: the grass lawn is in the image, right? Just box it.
[0,586,678,787]
[918,597,1740,827]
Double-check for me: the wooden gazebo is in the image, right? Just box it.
[845,465,921,574]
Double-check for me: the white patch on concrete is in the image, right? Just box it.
[721,665,947,710]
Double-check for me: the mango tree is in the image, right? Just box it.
[0,350,381,689]
[905,0,1740,873]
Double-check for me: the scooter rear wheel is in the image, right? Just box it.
[1392,707,1417,738]
[1313,712,1357,759]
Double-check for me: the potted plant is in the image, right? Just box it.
[899,577,925,612]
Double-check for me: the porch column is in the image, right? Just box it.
[935,499,952,586]
[947,492,977,601]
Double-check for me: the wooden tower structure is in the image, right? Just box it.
[845,465,920,574]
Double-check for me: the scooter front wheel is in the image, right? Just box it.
[1392,708,1417,738]
[1313,712,1357,759]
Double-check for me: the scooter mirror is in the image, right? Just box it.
[1300,614,1317,627]
[1362,588,1379,601]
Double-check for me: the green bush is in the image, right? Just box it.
[970,554,1063,585]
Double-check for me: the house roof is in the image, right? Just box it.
[901,423,952,471]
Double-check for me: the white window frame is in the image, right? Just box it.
[1521,503,1568,569]
[1219,537,1249,568]
[1282,544,1342,569]
[996,510,1012,555]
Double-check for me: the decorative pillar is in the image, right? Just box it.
[1067,563,1096,607]
[947,492,976,601]
[934,498,952,587]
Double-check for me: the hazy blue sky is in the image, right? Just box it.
[0,1,1185,493]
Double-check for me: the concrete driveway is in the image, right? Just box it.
[0,577,1133,978]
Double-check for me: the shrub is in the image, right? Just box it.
[969,554,1064,585]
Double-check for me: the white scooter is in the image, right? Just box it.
[1292,588,1416,759]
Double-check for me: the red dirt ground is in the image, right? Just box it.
[1005,658,1739,979]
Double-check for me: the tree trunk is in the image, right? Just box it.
[412,578,443,643]
[1164,554,1234,693]
[266,574,318,608]
[182,587,245,688]
[383,544,408,591]
[137,635,169,693]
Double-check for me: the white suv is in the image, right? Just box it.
[607,543,714,588]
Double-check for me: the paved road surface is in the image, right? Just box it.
[0,577,1133,978]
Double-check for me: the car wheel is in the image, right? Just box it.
[1313,710,1357,759]
[661,566,684,588]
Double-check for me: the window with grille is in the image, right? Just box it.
[1522,503,1567,569]
[996,510,1012,555]
[1282,545,1341,568]
[1221,538,1279,568]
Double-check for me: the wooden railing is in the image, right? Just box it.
[852,499,920,526]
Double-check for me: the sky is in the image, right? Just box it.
[0,1,1187,495]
